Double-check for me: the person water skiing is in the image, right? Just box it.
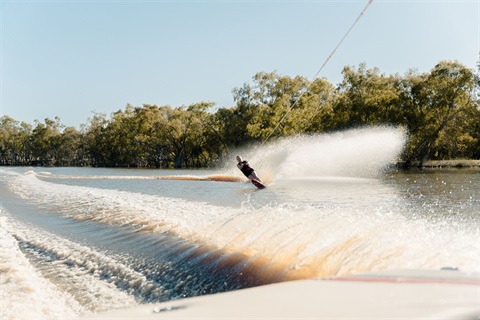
[236,156,262,182]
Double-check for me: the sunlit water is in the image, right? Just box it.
[1,127,478,319]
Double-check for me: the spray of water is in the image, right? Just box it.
[229,126,406,181]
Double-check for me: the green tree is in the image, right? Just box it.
[334,63,400,129]
[30,117,63,165]
[401,61,477,165]
[84,112,109,167]
[232,71,336,142]
[104,105,142,167]
[162,103,212,168]
[57,126,83,166]
[203,107,232,164]
[132,104,170,168]
[246,72,310,139]
[0,116,32,165]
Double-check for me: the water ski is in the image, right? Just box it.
[251,179,266,189]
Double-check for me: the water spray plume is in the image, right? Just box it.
[236,126,406,181]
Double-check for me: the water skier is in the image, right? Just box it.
[236,156,263,184]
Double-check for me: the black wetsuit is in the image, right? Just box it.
[238,161,254,178]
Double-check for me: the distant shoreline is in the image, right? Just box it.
[397,160,480,169]
[2,160,480,170]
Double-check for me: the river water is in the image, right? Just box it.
[1,127,479,319]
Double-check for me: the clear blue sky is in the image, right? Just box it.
[1,0,478,129]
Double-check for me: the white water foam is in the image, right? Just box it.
[0,209,163,319]
[6,165,479,279]
[229,126,406,180]
[0,214,83,319]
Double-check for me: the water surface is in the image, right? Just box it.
[1,127,478,319]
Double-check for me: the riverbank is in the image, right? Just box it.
[396,159,480,169]
[421,159,480,168]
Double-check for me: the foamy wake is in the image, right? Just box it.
[12,171,236,238]
[0,210,169,318]
[0,214,83,319]
[7,168,479,279]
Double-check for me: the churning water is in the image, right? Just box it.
[1,127,478,319]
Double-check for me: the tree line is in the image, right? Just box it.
[1,60,479,168]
